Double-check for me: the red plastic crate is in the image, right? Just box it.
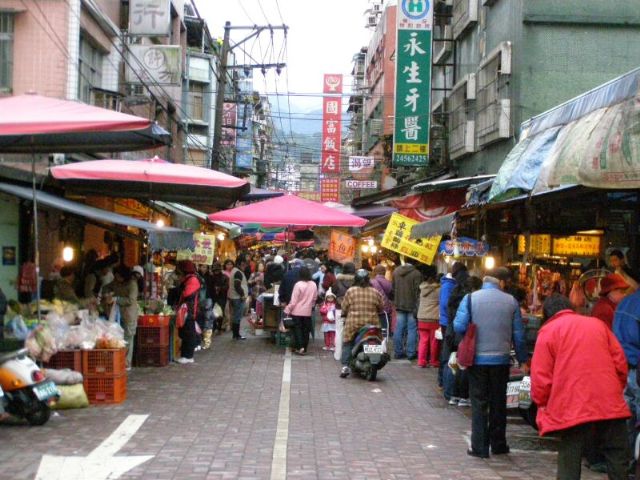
[136,325,170,346]
[83,373,127,404]
[82,349,127,376]
[134,345,169,367]
[43,350,83,372]
[138,314,171,327]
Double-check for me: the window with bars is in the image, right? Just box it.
[0,13,14,92]
[188,81,205,121]
[78,35,104,103]
[448,74,476,160]
[476,42,512,147]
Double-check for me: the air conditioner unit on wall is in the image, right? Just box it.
[372,3,382,13]
[367,15,377,27]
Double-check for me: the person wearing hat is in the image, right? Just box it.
[532,294,630,479]
[102,264,139,370]
[132,265,145,300]
[453,266,528,458]
[319,289,338,351]
[592,273,629,330]
[264,255,285,290]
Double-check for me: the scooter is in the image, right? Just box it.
[0,349,59,425]
[347,324,390,381]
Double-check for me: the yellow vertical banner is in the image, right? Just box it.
[381,213,441,265]
[329,230,356,264]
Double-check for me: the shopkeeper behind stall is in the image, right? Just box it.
[609,249,639,292]
[102,265,139,370]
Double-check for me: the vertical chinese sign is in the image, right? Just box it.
[221,103,237,170]
[320,177,340,202]
[393,0,434,167]
[321,74,342,201]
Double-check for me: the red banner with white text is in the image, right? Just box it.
[321,74,342,174]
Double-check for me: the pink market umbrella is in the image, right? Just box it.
[0,94,169,152]
[0,94,170,320]
[51,156,250,208]
[208,194,368,227]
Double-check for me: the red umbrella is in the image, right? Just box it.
[0,94,169,152]
[208,194,368,227]
[50,156,249,207]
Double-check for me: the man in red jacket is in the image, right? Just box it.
[531,294,630,479]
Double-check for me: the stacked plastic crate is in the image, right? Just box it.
[134,315,170,367]
[43,350,83,373]
[82,349,127,404]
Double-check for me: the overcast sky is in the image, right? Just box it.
[194,0,377,114]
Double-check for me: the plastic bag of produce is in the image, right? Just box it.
[7,314,29,340]
[25,325,57,362]
[94,319,126,349]
[44,368,83,385]
[52,384,89,410]
[46,312,70,349]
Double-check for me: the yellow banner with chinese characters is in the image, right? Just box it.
[329,230,356,264]
[552,235,601,257]
[381,213,441,265]
[176,234,216,265]
[517,234,552,255]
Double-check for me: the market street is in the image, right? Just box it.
[0,328,606,480]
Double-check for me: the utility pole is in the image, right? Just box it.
[211,22,288,172]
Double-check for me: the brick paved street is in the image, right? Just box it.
[0,329,606,480]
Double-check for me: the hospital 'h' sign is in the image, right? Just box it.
[393,0,433,167]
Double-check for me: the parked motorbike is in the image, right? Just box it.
[346,324,390,381]
[0,349,59,425]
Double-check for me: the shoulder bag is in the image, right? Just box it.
[456,294,476,368]
[176,303,188,329]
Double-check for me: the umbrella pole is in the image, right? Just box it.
[31,150,41,322]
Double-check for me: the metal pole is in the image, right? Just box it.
[31,150,41,322]
[212,21,231,171]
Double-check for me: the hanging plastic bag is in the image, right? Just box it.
[273,284,281,307]
[569,280,586,309]
[333,310,343,361]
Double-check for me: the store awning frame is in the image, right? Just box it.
[152,201,242,238]
[410,212,457,239]
[0,182,194,250]
[411,175,496,194]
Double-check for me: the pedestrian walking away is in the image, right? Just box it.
[532,294,630,480]
[392,258,422,360]
[284,266,317,355]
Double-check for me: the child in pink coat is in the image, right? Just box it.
[319,289,337,351]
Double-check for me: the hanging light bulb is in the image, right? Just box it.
[368,238,375,246]
[484,256,496,270]
[62,246,74,263]
[370,245,378,254]
[361,245,369,253]
[217,232,225,241]
[156,219,165,228]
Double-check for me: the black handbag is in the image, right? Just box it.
[282,317,295,329]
